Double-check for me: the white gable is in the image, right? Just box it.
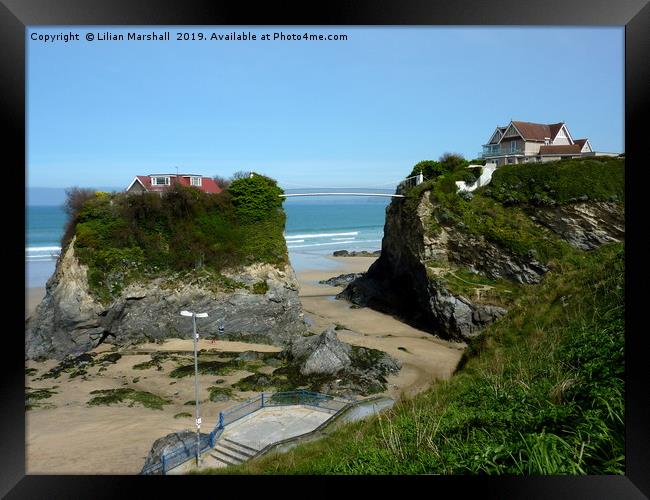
[552,124,574,145]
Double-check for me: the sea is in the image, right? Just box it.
[26,192,390,289]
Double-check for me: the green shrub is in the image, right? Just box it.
[487,157,624,205]
[252,281,269,294]
[227,174,284,223]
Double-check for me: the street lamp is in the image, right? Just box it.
[180,309,209,466]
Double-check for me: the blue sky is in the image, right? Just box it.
[27,26,624,190]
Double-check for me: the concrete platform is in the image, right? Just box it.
[221,405,333,451]
[168,404,334,473]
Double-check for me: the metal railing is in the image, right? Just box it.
[142,390,354,475]
[396,174,425,195]
[480,148,524,158]
[141,438,212,475]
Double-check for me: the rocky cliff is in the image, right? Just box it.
[26,240,307,360]
[339,186,624,342]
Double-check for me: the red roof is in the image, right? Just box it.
[131,175,222,194]
[511,121,566,142]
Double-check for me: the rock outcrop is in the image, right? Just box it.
[26,240,307,360]
[526,201,624,251]
[332,250,381,257]
[338,190,624,342]
[319,273,365,287]
[286,325,401,396]
[141,430,211,475]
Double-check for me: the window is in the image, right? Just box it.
[510,140,518,153]
[190,177,202,187]
[152,176,170,186]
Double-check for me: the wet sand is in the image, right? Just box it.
[25,339,281,474]
[26,288,45,319]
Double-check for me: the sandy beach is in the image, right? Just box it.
[297,256,465,400]
[26,288,45,319]
[25,255,464,474]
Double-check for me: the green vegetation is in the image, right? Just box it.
[201,243,624,475]
[97,352,122,364]
[485,157,624,206]
[38,353,96,380]
[25,367,38,376]
[435,267,525,308]
[169,361,237,378]
[251,281,269,294]
[426,177,575,265]
[409,153,472,180]
[26,387,57,410]
[87,388,171,410]
[174,412,193,419]
[208,386,234,402]
[64,174,287,302]
[407,157,624,267]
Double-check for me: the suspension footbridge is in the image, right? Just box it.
[276,174,424,198]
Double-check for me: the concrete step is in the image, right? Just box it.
[210,451,239,467]
[223,438,259,454]
[213,447,247,465]
[220,442,255,459]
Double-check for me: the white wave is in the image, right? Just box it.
[331,237,356,241]
[285,231,358,240]
[26,256,58,262]
[287,239,381,249]
[26,246,61,253]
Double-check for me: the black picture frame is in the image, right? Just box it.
[3,0,648,497]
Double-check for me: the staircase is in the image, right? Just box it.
[210,438,259,467]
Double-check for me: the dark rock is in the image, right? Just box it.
[290,325,352,376]
[319,273,365,287]
[332,250,381,257]
[525,202,624,251]
[141,430,211,475]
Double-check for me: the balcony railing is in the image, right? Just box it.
[480,147,524,158]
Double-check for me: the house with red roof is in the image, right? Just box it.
[480,120,617,166]
[125,174,222,195]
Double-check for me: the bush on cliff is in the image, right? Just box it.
[65,175,287,302]
[409,152,470,180]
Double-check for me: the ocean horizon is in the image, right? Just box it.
[26,196,389,288]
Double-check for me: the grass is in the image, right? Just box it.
[485,157,624,206]
[174,412,193,419]
[437,267,526,308]
[198,242,624,475]
[87,388,171,410]
[431,188,574,265]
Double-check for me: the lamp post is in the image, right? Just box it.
[180,309,209,467]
